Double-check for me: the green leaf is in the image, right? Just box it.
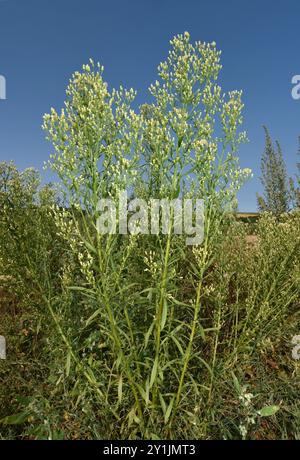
[161,299,168,330]
[198,324,206,341]
[116,283,138,296]
[231,372,241,393]
[150,356,158,389]
[117,374,123,404]
[195,356,213,377]
[68,286,97,300]
[164,396,175,424]
[52,430,65,440]
[169,297,191,308]
[170,335,184,356]
[136,383,149,405]
[66,352,71,377]
[144,322,155,350]
[0,411,31,425]
[145,378,150,405]
[159,394,166,415]
[257,405,280,417]
[82,239,97,255]
[85,308,101,327]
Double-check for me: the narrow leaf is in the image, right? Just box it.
[161,299,168,330]
[258,405,280,417]
[164,396,175,424]
[66,352,71,377]
[0,412,31,425]
[117,374,123,404]
[150,356,158,389]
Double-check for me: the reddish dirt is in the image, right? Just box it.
[245,234,259,245]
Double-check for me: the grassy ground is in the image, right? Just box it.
[1,216,299,440]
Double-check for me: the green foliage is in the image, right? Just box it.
[289,136,300,208]
[0,33,299,440]
[257,127,291,215]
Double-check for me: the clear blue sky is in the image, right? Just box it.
[0,0,299,211]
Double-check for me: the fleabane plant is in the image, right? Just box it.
[141,31,250,208]
[43,60,141,214]
[138,33,251,425]
[41,33,252,439]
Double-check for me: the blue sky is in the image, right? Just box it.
[0,0,299,211]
